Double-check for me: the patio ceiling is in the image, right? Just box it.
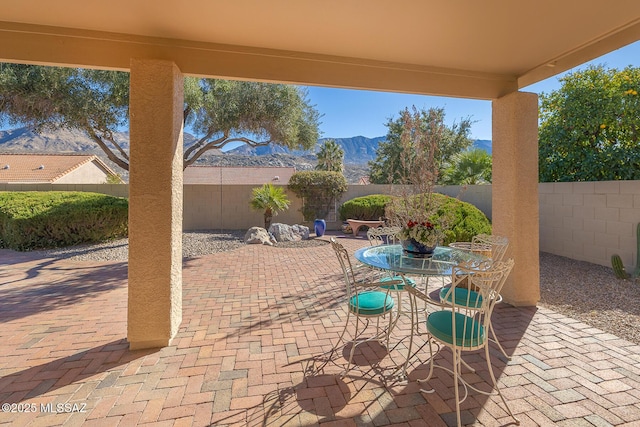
[1,1,639,99]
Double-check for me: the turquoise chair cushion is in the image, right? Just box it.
[439,286,483,308]
[349,291,394,316]
[427,310,486,348]
[379,275,416,290]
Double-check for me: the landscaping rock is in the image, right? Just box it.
[291,224,310,240]
[269,223,309,242]
[244,227,274,245]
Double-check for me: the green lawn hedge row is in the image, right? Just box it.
[0,191,128,251]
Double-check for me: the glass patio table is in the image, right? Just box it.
[354,244,486,277]
[353,244,488,380]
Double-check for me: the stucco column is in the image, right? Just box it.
[492,91,540,306]
[128,59,184,349]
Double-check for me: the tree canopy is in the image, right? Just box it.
[368,106,473,184]
[315,139,344,172]
[0,64,320,171]
[441,148,492,185]
[539,65,640,182]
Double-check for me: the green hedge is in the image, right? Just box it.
[340,192,491,245]
[429,193,492,244]
[0,191,128,251]
[339,194,392,221]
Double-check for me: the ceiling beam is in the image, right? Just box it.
[518,18,640,88]
[0,21,517,99]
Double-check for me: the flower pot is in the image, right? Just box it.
[314,219,326,237]
[401,238,436,256]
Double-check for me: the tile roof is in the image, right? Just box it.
[0,153,120,183]
[183,166,296,185]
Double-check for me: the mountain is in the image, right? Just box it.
[228,135,492,162]
[227,135,386,164]
[0,127,492,184]
[472,139,492,154]
[0,127,128,152]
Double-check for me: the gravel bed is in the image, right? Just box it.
[538,252,640,345]
[35,230,328,261]
[21,233,640,345]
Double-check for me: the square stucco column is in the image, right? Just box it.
[492,91,540,306]
[128,59,184,349]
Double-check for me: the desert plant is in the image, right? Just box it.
[288,171,347,221]
[0,191,128,251]
[611,223,640,282]
[249,183,290,230]
[316,139,344,172]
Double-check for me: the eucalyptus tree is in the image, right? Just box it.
[315,139,344,172]
[0,64,320,171]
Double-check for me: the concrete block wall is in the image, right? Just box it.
[539,180,640,268]
[183,184,304,230]
[5,181,637,269]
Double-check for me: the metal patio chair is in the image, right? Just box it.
[444,233,512,359]
[407,258,519,427]
[330,238,401,377]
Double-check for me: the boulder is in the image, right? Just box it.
[269,223,295,242]
[291,224,310,240]
[269,223,309,242]
[244,227,274,245]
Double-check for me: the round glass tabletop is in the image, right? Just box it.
[354,244,487,276]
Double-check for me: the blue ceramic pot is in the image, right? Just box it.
[314,219,326,237]
[401,238,435,255]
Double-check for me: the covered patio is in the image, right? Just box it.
[2,2,640,425]
[1,237,639,426]
[2,1,640,349]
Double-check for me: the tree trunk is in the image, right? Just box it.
[264,209,273,230]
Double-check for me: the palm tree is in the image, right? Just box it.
[249,183,291,229]
[316,139,344,172]
[441,148,492,185]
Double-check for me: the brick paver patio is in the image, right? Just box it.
[1,233,640,426]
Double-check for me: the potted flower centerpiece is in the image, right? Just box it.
[398,219,440,255]
[387,191,445,256]
[383,106,450,255]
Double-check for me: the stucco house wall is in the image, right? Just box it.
[54,162,113,184]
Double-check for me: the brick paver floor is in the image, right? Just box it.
[1,233,639,426]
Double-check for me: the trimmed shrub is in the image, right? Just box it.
[339,194,392,221]
[429,193,492,245]
[384,192,491,245]
[0,191,128,251]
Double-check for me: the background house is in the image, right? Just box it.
[0,153,123,184]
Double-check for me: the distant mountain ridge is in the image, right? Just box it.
[0,127,492,183]
[229,135,491,162]
[227,135,387,164]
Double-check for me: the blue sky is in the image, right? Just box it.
[304,41,640,141]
